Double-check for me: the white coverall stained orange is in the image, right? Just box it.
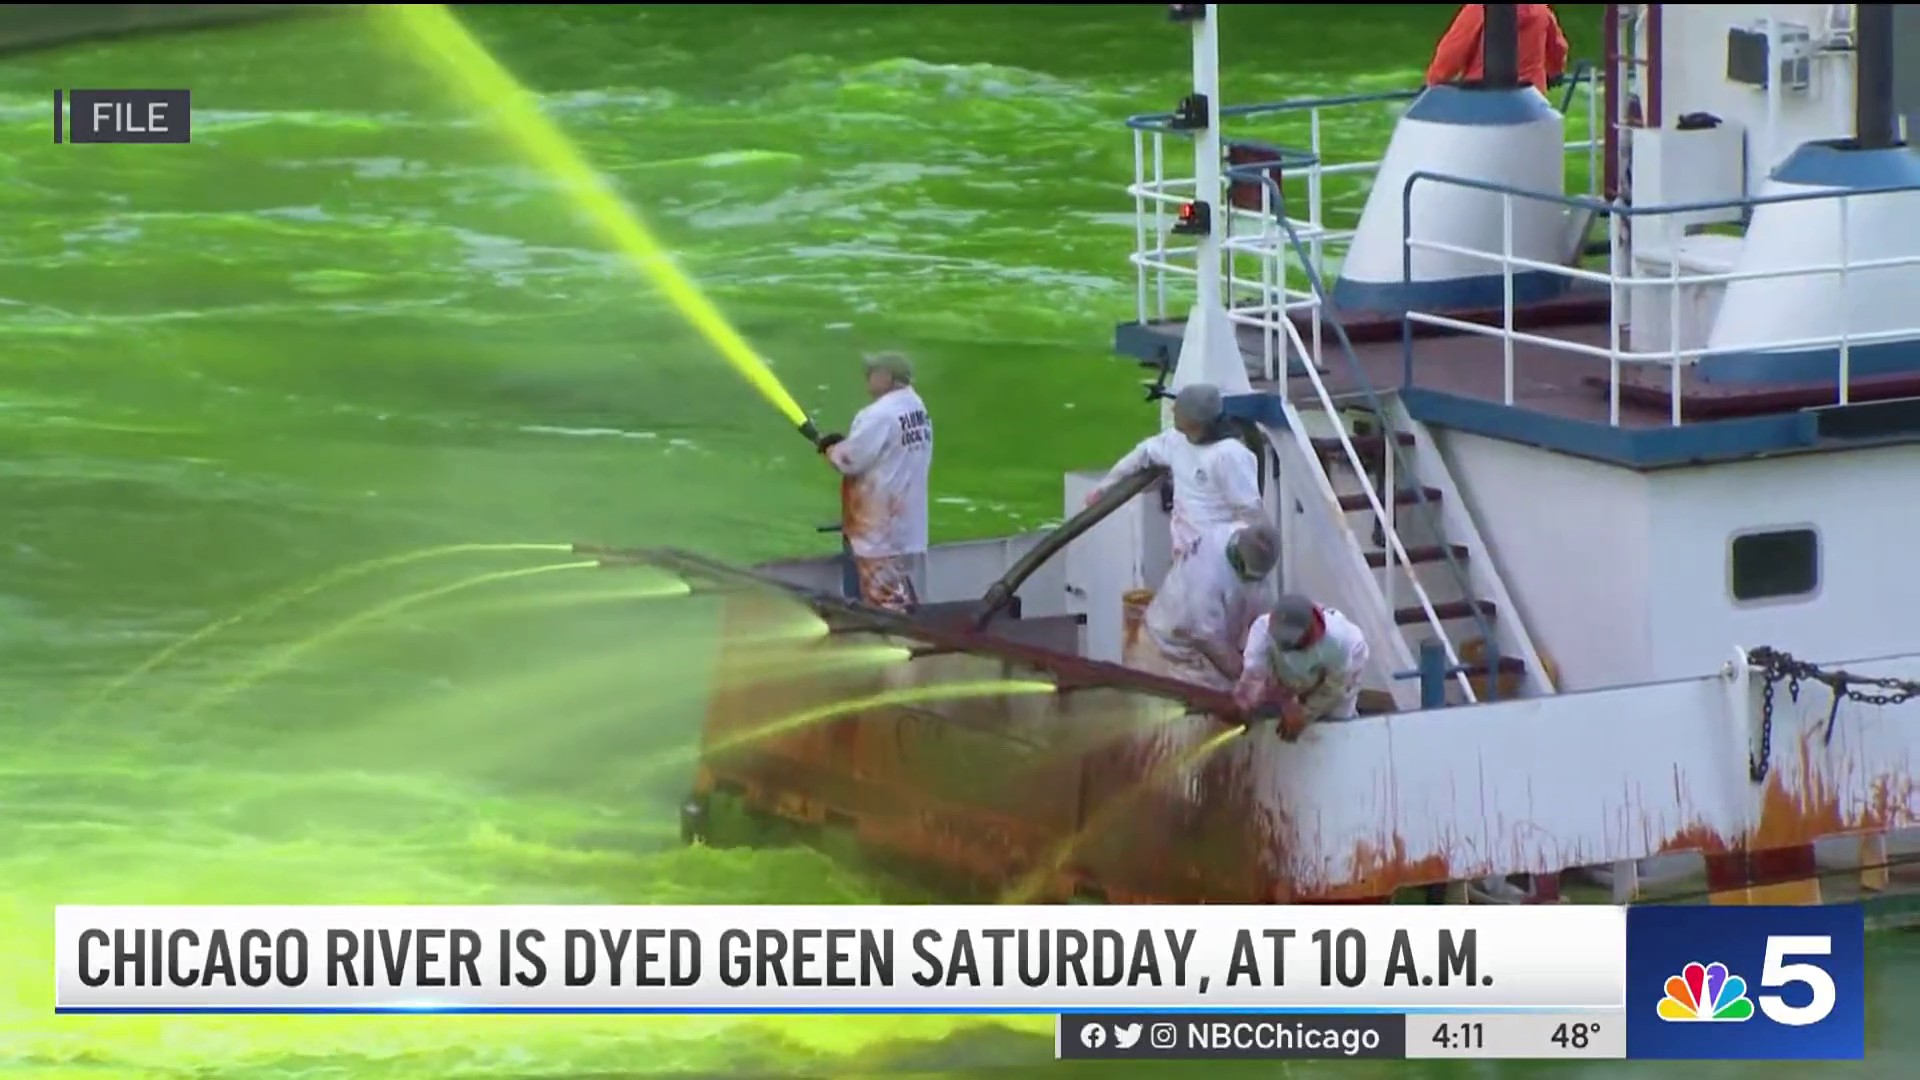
[828,386,932,612]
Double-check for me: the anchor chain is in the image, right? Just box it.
[1746,646,1920,783]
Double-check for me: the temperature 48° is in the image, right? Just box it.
[1551,1022,1600,1050]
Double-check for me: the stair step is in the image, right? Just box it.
[1466,655,1529,677]
[1337,486,1441,513]
[1365,544,1468,569]
[1394,598,1496,625]
[1311,431,1415,462]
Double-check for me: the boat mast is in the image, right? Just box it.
[1856,4,1896,149]
[1189,5,1225,324]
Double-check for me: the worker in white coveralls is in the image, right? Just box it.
[1235,593,1371,741]
[818,352,932,613]
[1085,383,1263,565]
[1127,522,1281,690]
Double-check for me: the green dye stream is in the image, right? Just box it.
[2,4,1916,1076]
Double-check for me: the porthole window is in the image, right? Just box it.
[1729,528,1820,603]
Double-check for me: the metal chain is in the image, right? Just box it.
[1746,646,1920,783]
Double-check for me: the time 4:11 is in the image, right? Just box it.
[1430,1023,1600,1051]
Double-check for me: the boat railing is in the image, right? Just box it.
[1226,166,1516,706]
[1398,172,1920,425]
[1124,63,1602,341]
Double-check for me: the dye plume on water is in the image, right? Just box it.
[177,559,641,719]
[367,3,810,429]
[636,678,1056,778]
[67,541,576,726]
[1002,723,1248,904]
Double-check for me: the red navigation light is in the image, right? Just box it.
[1172,200,1211,236]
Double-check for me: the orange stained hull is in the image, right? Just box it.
[685,578,1920,908]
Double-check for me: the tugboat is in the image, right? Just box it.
[588,4,1920,913]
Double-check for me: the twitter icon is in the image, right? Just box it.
[1114,1023,1143,1049]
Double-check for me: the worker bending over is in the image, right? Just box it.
[1129,522,1281,691]
[819,352,932,613]
[1235,594,1371,740]
[1426,4,1568,96]
[1086,383,1263,565]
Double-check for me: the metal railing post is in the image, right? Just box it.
[1839,194,1852,405]
[1133,129,1148,324]
[1668,246,1682,426]
[1153,135,1167,321]
[1502,193,1516,405]
[1419,640,1448,710]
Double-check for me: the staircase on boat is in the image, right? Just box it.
[1262,384,1554,711]
[1225,192,1557,710]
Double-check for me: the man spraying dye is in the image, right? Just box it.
[818,352,933,613]
[1086,383,1263,566]
[1235,594,1371,740]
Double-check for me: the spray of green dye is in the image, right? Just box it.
[67,542,575,725]
[1002,724,1248,904]
[362,637,909,732]
[177,559,669,719]
[632,680,1057,778]
[368,4,821,445]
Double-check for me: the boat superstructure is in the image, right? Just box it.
[604,4,1920,911]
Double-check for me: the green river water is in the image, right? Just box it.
[3,4,1917,1076]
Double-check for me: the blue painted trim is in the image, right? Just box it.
[1417,640,1448,710]
[1698,339,1920,386]
[1771,140,1920,188]
[1110,321,1316,379]
[1223,392,1285,427]
[1332,270,1566,316]
[1400,387,1823,468]
[1403,84,1557,127]
[1113,320,1178,368]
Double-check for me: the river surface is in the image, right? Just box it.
[1,4,1914,1076]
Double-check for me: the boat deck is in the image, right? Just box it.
[1114,298,1920,467]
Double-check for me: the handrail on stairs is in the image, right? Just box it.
[1227,164,1506,703]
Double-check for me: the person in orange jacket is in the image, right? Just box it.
[1426,4,1569,96]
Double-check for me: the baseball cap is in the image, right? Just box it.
[1231,524,1280,577]
[1269,594,1318,646]
[863,351,913,384]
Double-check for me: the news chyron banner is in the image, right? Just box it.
[52,904,1864,1060]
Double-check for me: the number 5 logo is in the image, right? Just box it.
[1758,936,1836,1026]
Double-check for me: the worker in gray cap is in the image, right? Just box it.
[817,352,933,612]
[1129,522,1282,690]
[1234,593,1371,740]
[1086,382,1264,567]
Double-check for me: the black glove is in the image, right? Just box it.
[1546,75,1567,89]
[816,432,845,453]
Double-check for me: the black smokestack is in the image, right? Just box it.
[1856,5,1898,149]
[1482,4,1520,89]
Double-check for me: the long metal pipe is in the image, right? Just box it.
[1857,4,1898,149]
[972,467,1167,629]
[1483,4,1520,88]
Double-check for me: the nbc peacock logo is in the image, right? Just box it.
[1658,961,1755,1022]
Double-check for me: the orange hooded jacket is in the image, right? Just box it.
[1425,4,1569,95]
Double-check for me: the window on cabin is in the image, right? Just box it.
[1729,528,1820,602]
